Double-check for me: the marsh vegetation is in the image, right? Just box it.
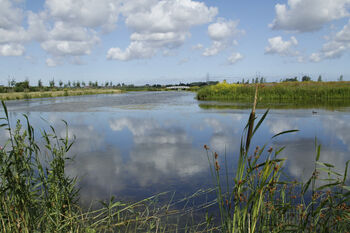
[197,81,350,103]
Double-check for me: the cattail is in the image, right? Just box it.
[254,146,259,155]
[215,160,220,171]
[268,147,273,153]
[214,152,218,159]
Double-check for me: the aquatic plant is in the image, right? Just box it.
[205,85,350,232]
[197,81,350,102]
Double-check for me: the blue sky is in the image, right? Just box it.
[0,0,349,85]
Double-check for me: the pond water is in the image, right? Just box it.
[1,91,350,204]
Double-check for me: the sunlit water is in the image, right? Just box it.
[1,91,350,204]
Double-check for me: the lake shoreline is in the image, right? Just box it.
[0,88,122,101]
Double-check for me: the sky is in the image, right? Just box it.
[0,0,349,86]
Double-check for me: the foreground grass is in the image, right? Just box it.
[0,89,122,101]
[197,81,350,102]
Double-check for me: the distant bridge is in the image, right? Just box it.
[166,86,190,90]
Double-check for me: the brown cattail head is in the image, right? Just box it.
[214,152,218,159]
[215,160,220,171]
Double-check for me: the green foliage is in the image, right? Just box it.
[197,81,350,102]
[205,97,350,232]
[283,77,298,82]
[49,79,55,88]
[0,101,78,232]
[302,75,312,82]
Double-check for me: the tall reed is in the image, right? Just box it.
[205,85,350,232]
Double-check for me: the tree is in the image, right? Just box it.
[38,79,43,88]
[82,81,86,87]
[15,80,30,91]
[105,81,109,87]
[302,76,311,82]
[59,80,63,88]
[9,78,16,87]
[76,81,81,88]
[283,77,298,82]
[317,75,322,82]
[49,79,55,87]
[339,75,343,81]
[67,81,71,87]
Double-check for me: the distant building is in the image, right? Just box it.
[166,86,190,90]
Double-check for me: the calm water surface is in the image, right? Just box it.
[1,91,350,203]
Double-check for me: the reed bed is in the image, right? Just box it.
[197,81,350,102]
[0,89,121,101]
[205,86,350,232]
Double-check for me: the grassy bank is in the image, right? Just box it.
[0,89,122,101]
[197,81,350,102]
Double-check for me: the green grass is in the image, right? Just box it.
[197,81,350,102]
[0,89,122,101]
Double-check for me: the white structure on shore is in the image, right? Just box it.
[166,86,190,90]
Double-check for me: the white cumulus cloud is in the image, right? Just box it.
[265,36,299,56]
[107,0,218,61]
[309,19,350,62]
[45,0,120,32]
[0,43,25,56]
[26,0,120,66]
[270,0,350,32]
[203,18,243,57]
[0,0,27,56]
[227,52,243,64]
